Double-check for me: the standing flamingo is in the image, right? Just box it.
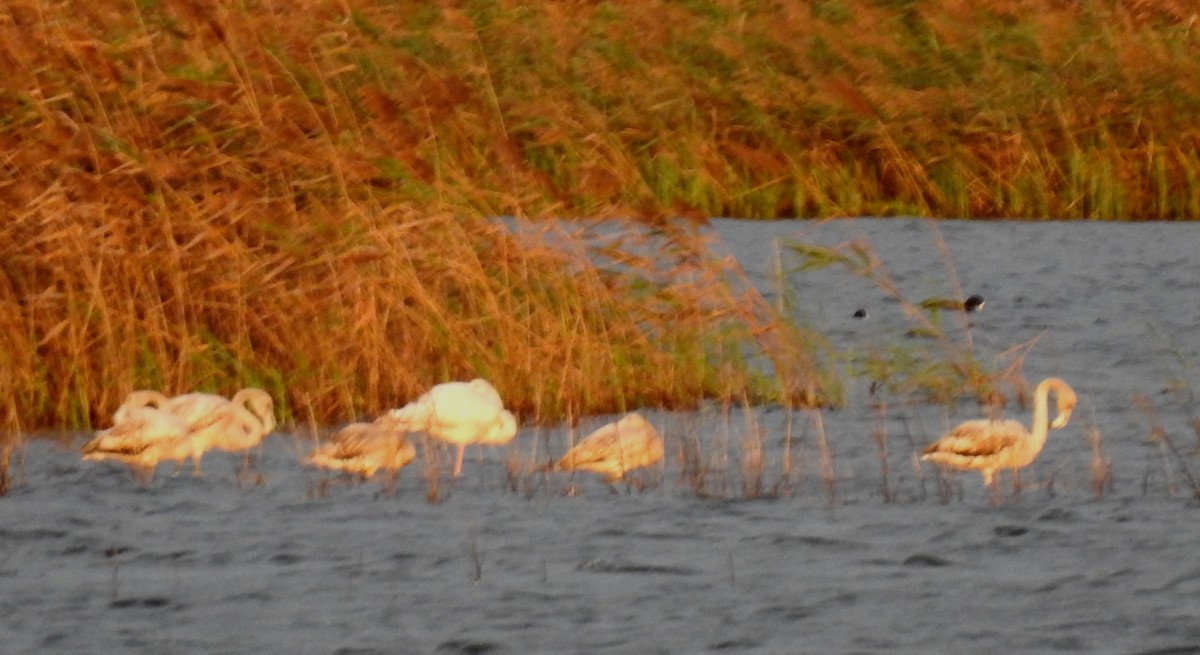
[921,377,1077,497]
[81,407,201,483]
[384,379,517,477]
[555,413,664,481]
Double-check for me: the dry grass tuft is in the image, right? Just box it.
[1133,394,1200,498]
[1087,426,1113,499]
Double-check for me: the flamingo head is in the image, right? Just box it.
[481,410,518,445]
[1050,386,1077,429]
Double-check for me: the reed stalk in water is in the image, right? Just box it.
[0,437,13,496]
[738,395,766,500]
[1087,426,1113,499]
[873,400,895,503]
[1134,394,1200,499]
[810,410,839,506]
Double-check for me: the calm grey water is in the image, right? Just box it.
[3,218,1199,655]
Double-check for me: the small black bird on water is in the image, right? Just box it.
[919,294,985,313]
[852,308,868,319]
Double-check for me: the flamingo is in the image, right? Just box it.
[204,389,276,454]
[306,419,417,483]
[109,388,276,474]
[81,407,201,483]
[555,413,664,482]
[383,379,517,476]
[921,377,1077,497]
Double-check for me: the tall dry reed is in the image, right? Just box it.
[0,1,835,430]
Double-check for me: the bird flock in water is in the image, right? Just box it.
[81,370,1076,501]
[80,295,1077,501]
[82,378,667,490]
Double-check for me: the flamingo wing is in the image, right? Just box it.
[466,378,504,408]
[924,419,1027,458]
[388,382,498,433]
[163,393,234,429]
[82,408,190,458]
[308,423,415,477]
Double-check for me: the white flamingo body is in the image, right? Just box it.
[386,379,517,476]
[109,388,275,473]
[156,392,239,458]
[82,407,200,482]
[556,413,664,481]
[922,377,1077,489]
[307,420,417,480]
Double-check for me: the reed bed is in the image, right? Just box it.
[0,0,842,431]
[3,2,1197,227]
[1,194,834,429]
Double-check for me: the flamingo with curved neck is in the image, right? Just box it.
[921,377,1077,493]
[209,389,276,453]
[107,388,275,475]
[112,390,172,424]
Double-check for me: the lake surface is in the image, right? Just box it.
[3,218,1199,654]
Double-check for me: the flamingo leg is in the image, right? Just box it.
[453,444,465,477]
[135,464,155,487]
[239,451,266,487]
[383,468,399,496]
[982,469,1002,505]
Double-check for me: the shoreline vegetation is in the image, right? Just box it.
[1,1,1195,434]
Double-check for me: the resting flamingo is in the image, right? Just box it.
[306,419,417,487]
[110,388,276,474]
[383,379,517,476]
[81,407,201,483]
[555,413,664,482]
[921,377,1077,497]
[203,389,276,453]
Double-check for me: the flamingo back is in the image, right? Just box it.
[82,407,195,468]
[308,423,416,478]
[387,380,513,445]
[112,390,171,424]
[556,413,664,479]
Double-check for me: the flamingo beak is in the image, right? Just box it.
[1050,409,1073,429]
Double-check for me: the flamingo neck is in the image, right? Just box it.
[235,405,263,433]
[231,391,274,434]
[1028,379,1055,453]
